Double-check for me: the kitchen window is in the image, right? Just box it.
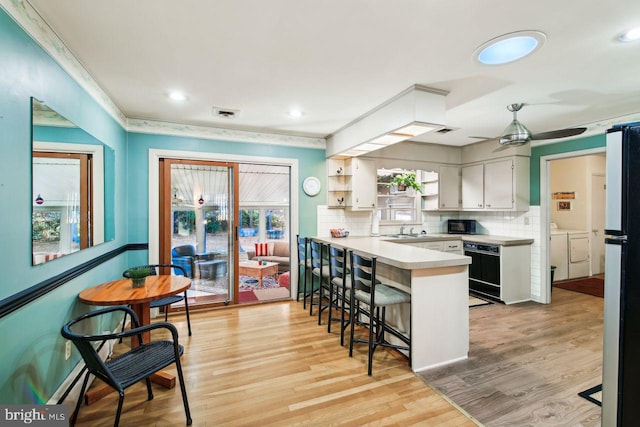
[376,168,421,223]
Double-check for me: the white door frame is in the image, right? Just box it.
[590,173,606,275]
[148,149,300,297]
[539,147,605,304]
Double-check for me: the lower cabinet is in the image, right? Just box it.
[404,239,463,255]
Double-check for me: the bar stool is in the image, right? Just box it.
[348,251,411,376]
[309,239,330,319]
[327,244,351,345]
[296,235,310,308]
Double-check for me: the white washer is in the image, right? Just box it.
[568,231,590,279]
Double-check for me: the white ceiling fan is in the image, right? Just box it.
[472,103,587,147]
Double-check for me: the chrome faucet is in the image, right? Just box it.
[400,225,406,235]
[410,227,415,235]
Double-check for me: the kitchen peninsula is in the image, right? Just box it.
[313,235,471,372]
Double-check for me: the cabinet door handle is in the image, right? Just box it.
[478,203,482,208]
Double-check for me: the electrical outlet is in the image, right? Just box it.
[524,216,530,225]
[65,340,72,360]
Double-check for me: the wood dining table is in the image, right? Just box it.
[78,275,191,403]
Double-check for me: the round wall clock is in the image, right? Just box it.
[302,176,321,196]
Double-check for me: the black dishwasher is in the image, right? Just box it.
[464,242,501,299]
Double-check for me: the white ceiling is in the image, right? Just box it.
[27,0,640,148]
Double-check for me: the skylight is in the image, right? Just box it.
[475,31,546,65]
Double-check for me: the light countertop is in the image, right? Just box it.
[380,233,534,247]
[312,236,471,270]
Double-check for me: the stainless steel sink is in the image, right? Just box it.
[383,234,422,239]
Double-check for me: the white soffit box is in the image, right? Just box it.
[326,84,447,158]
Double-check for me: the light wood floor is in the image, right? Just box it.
[73,300,478,426]
[420,288,603,427]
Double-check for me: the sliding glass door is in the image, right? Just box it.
[159,159,239,307]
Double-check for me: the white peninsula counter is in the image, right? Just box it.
[312,236,471,372]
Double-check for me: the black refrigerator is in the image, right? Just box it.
[603,122,640,426]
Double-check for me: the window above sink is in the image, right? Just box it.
[376,168,421,224]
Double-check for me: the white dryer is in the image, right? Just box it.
[568,231,590,279]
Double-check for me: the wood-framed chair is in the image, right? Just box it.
[122,264,192,336]
[348,251,411,376]
[61,306,192,427]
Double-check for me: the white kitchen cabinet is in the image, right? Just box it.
[439,165,461,209]
[484,159,514,209]
[461,164,484,209]
[500,244,532,304]
[442,240,462,254]
[421,166,460,211]
[461,157,529,211]
[346,157,376,210]
[403,239,463,255]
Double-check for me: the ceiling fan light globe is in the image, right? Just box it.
[501,119,531,142]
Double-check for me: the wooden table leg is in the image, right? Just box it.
[131,302,151,346]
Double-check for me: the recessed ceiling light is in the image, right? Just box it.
[288,109,303,118]
[474,31,546,65]
[619,27,640,42]
[168,91,187,102]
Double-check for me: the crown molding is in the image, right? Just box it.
[127,118,326,149]
[1,0,128,127]
[3,1,326,150]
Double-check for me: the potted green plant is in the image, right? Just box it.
[128,266,151,288]
[388,171,421,193]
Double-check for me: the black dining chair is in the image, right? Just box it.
[349,251,411,376]
[61,306,192,427]
[296,235,310,307]
[309,239,330,319]
[327,244,351,345]
[122,264,192,336]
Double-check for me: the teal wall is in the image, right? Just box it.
[0,7,129,404]
[126,132,326,244]
[0,6,326,405]
[529,133,606,205]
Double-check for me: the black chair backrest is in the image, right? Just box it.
[351,252,377,297]
[328,245,347,280]
[61,306,141,390]
[310,240,323,269]
[297,235,308,265]
[123,264,187,278]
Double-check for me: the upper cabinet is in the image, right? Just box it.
[461,157,529,211]
[421,165,460,211]
[461,164,484,209]
[484,159,514,209]
[347,158,377,210]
